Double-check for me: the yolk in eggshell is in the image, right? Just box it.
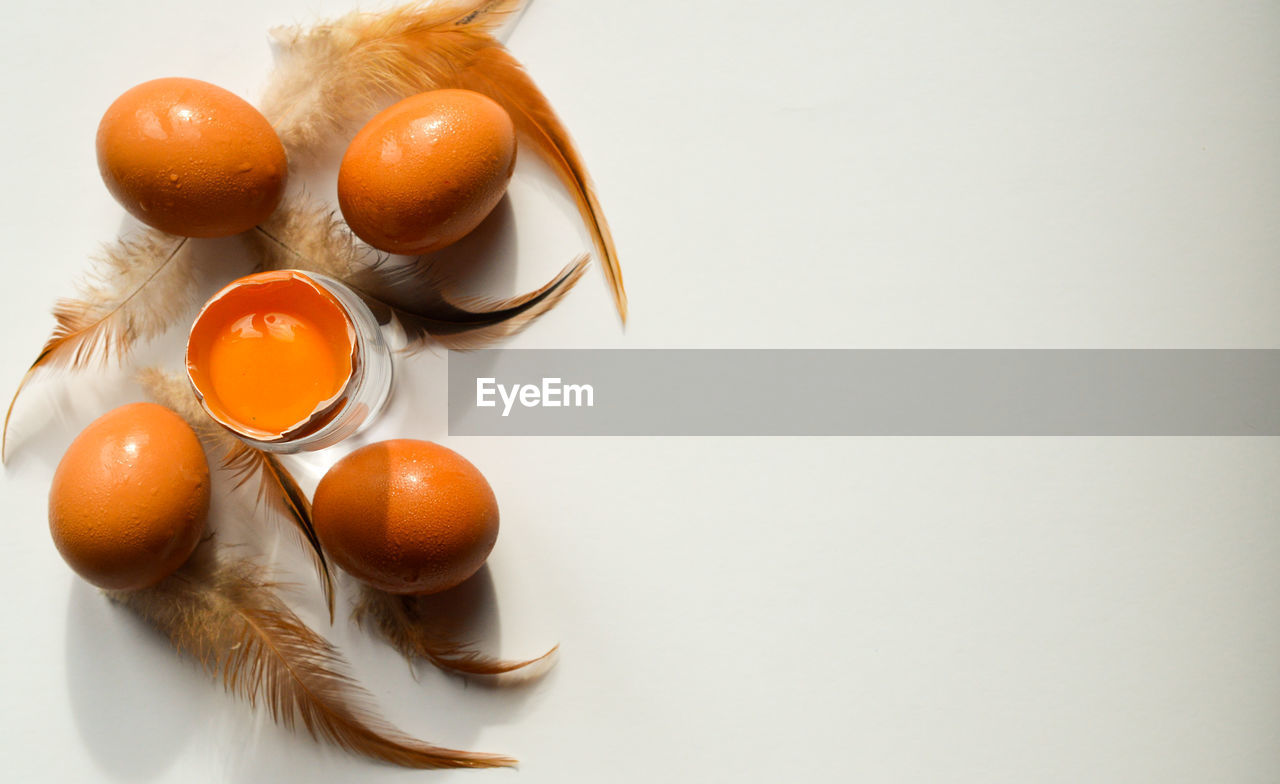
[187,271,354,437]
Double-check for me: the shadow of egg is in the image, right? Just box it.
[63,577,212,781]
[405,562,502,649]
[414,194,519,299]
[357,562,555,757]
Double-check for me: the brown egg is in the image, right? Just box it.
[312,440,499,595]
[49,403,210,591]
[337,89,516,255]
[96,77,287,237]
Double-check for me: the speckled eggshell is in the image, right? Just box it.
[49,403,211,591]
[337,89,516,255]
[312,439,500,595]
[96,77,287,237]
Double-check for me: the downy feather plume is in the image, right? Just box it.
[355,585,557,678]
[260,0,627,322]
[108,545,515,769]
[3,231,195,463]
[261,0,523,157]
[249,199,588,351]
[138,368,337,622]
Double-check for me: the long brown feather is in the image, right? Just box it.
[137,368,337,622]
[260,0,627,322]
[453,46,627,322]
[248,199,588,351]
[354,585,557,678]
[3,231,195,463]
[108,545,515,768]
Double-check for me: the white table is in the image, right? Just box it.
[1,1,1277,781]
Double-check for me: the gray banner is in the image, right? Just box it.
[446,350,1280,436]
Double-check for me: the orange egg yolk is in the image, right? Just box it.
[188,272,354,437]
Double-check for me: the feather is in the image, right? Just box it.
[373,255,588,352]
[354,584,557,678]
[261,0,523,158]
[248,199,588,351]
[108,545,515,768]
[260,0,627,322]
[137,368,337,622]
[453,46,628,323]
[3,231,195,463]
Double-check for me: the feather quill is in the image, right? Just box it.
[138,368,337,622]
[354,585,557,678]
[260,0,627,321]
[108,545,515,768]
[3,231,195,463]
[249,199,588,351]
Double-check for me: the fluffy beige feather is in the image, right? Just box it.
[3,232,195,463]
[261,0,523,157]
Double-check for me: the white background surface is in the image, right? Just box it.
[2,1,1279,781]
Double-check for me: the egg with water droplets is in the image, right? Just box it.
[49,403,210,591]
[337,89,516,255]
[312,440,500,595]
[96,77,287,237]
